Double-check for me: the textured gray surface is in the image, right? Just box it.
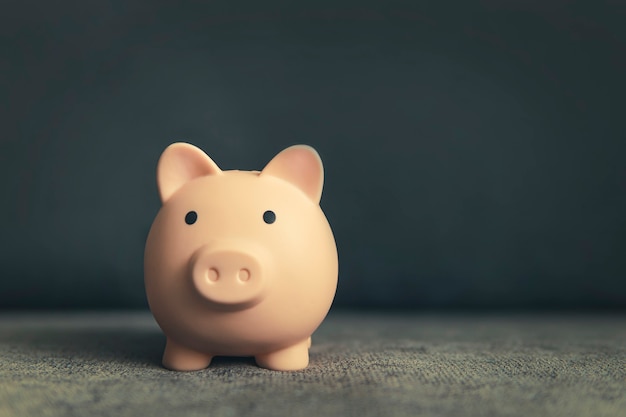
[0,312,624,417]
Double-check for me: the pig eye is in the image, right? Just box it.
[263,210,276,224]
[185,211,197,225]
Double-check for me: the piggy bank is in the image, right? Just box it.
[144,143,338,371]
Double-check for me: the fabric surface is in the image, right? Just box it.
[0,312,624,417]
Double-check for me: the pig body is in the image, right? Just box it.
[144,143,338,371]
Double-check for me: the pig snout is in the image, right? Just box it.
[190,243,269,309]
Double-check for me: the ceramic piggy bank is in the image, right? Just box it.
[144,143,338,371]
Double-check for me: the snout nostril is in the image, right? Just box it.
[207,268,219,282]
[238,268,250,282]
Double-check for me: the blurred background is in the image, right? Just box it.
[1,0,624,311]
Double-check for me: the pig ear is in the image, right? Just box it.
[260,145,324,203]
[157,142,222,203]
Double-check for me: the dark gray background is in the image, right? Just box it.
[1,0,625,310]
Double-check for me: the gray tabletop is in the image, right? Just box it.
[0,311,624,417]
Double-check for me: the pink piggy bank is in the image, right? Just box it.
[144,143,338,371]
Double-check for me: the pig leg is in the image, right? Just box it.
[255,338,311,371]
[162,338,213,371]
